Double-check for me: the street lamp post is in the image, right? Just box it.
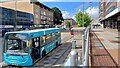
[89,0,92,29]
[82,2,84,27]
[14,0,17,31]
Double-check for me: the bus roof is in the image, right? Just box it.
[5,28,61,38]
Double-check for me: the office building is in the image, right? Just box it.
[0,0,53,36]
[99,0,120,30]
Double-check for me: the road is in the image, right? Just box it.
[2,30,73,68]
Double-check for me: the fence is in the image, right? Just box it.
[64,26,90,67]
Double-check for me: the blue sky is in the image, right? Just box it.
[43,2,98,13]
[43,2,99,20]
[1,0,99,20]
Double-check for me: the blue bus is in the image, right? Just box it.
[3,28,61,66]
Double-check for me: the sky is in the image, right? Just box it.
[1,0,99,20]
[42,2,99,20]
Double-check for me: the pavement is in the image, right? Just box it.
[64,27,85,66]
[91,27,119,66]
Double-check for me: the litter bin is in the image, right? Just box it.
[72,40,76,49]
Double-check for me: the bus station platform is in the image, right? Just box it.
[89,28,119,67]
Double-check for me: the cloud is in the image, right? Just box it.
[1,0,8,1]
[39,0,57,2]
[72,15,76,21]
[78,9,81,12]
[62,11,71,19]
[85,7,99,19]
[62,11,76,20]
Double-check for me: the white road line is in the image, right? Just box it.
[0,62,8,67]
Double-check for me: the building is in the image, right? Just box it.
[99,0,120,30]
[0,0,53,36]
[99,1,106,21]
[62,18,76,28]
[0,7,33,36]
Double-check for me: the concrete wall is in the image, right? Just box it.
[0,1,34,14]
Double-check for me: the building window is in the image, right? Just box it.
[106,0,114,8]
[41,21,44,24]
[41,10,44,15]
[35,8,39,13]
[44,12,46,15]
[35,14,38,18]
[41,16,43,19]
[100,9,103,12]
[99,14,103,17]
[106,6,115,14]
[100,3,103,7]
[36,19,39,24]
[44,21,46,24]
[41,10,46,15]
[41,16,47,21]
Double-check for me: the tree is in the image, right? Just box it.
[75,12,91,27]
[52,7,64,25]
[66,21,71,28]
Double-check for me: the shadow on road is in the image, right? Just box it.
[2,42,72,68]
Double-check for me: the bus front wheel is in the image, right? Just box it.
[56,42,58,48]
[42,50,46,58]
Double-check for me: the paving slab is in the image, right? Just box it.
[91,28,119,67]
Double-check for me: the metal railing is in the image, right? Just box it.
[81,26,90,67]
[64,26,90,67]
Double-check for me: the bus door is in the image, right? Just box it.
[31,37,40,62]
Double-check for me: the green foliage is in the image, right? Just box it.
[66,21,71,28]
[52,7,64,25]
[75,12,91,27]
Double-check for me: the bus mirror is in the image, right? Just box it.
[26,41,30,47]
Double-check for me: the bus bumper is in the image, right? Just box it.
[4,54,32,66]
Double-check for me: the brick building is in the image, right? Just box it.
[62,18,76,28]
[99,0,120,30]
[0,0,53,36]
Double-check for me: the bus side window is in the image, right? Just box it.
[46,34,52,44]
[56,32,60,39]
[41,36,46,46]
[52,33,55,41]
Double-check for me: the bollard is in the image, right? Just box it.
[91,24,93,30]
[72,40,76,49]
[82,35,85,63]
[70,50,78,67]
[72,35,74,40]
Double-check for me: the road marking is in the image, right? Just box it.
[0,62,8,67]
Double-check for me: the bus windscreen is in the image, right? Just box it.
[4,33,28,55]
